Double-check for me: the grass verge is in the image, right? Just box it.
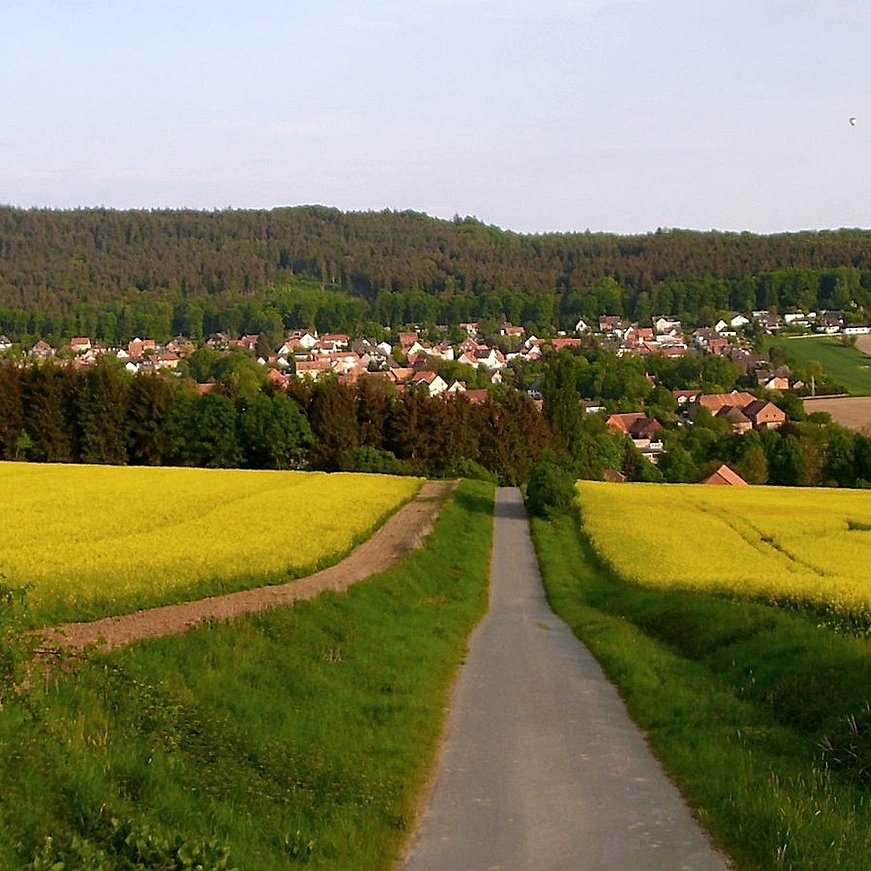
[530,511,871,870]
[0,480,493,869]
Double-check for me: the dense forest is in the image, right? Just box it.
[2,206,871,344]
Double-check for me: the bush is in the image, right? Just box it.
[525,454,577,519]
[440,456,498,483]
[336,446,414,476]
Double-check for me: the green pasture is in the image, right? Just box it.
[769,335,871,395]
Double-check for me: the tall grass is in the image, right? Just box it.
[0,481,493,869]
[531,511,871,869]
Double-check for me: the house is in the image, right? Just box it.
[0,335,12,352]
[703,464,749,486]
[458,347,506,370]
[693,328,719,349]
[607,413,665,462]
[165,336,195,357]
[398,331,419,350]
[692,391,786,431]
[742,399,786,429]
[755,313,784,332]
[297,331,319,350]
[408,370,449,396]
[816,312,844,336]
[500,324,525,338]
[607,413,663,440]
[574,318,591,333]
[729,313,751,329]
[294,358,333,380]
[844,325,871,336]
[265,368,290,389]
[206,332,231,350]
[230,334,260,353]
[70,337,92,353]
[715,405,753,434]
[30,340,55,359]
[153,350,181,370]
[756,371,790,391]
[673,389,701,406]
[319,333,350,348]
[653,315,682,334]
[696,391,757,415]
[783,311,807,325]
[127,338,157,359]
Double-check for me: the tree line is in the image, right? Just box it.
[0,359,554,484]
[3,207,871,344]
[3,349,871,489]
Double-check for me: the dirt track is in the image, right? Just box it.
[41,480,455,653]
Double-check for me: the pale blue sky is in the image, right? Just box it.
[1,0,869,234]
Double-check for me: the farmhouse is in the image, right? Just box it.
[692,391,786,431]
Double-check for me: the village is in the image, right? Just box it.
[0,305,830,484]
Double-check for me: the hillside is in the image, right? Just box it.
[3,206,871,341]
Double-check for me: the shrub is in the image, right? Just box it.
[526,454,577,519]
[336,446,414,476]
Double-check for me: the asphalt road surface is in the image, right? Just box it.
[401,487,729,871]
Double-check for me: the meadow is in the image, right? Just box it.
[577,481,871,627]
[0,463,421,624]
[532,495,871,868]
[0,480,494,869]
[769,335,871,395]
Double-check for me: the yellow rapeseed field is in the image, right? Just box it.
[576,481,871,621]
[0,463,421,620]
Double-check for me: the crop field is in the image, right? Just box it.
[803,395,871,431]
[769,335,871,395]
[576,481,871,624]
[0,463,420,623]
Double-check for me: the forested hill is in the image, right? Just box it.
[3,205,871,342]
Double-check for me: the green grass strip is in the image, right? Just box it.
[0,480,493,870]
[531,512,871,870]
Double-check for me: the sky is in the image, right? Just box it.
[1,0,870,235]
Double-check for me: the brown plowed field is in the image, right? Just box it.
[41,479,456,653]
[803,396,871,431]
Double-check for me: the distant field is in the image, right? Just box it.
[0,463,420,623]
[576,481,871,624]
[770,335,871,395]
[804,395,871,431]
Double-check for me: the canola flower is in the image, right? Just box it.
[576,481,871,623]
[0,463,420,619]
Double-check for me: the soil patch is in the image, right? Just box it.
[41,480,456,653]
[803,395,871,431]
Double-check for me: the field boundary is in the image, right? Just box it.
[39,479,457,653]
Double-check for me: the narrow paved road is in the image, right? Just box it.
[402,488,729,871]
